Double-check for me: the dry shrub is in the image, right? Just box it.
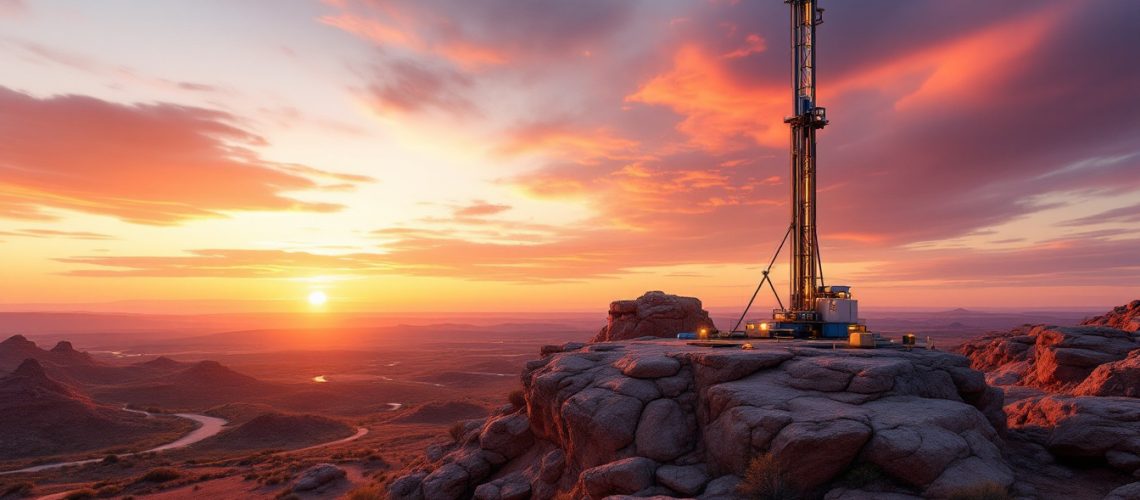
[738,453,796,500]
[448,421,466,442]
[138,467,181,483]
[508,389,526,409]
[947,482,1011,500]
[346,484,385,500]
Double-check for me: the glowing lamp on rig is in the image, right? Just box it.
[699,327,709,339]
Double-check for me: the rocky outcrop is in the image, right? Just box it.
[592,291,715,342]
[389,341,1009,500]
[1081,299,1140,332]
[952,302,1140,496]
[957,324,1139,391]
[1006,395,1140,475]
[1072,349,1140,397]
[292,463,346,492]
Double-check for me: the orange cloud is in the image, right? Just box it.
[497,121,642,162]
[721,33,766,59]
[59,249,390,278]
[624,6,1064,154]
[511,171,589,199]
[826,5,1066,111]
[0,229,114,240]
[454,201,511,218]
[320,12,507,68]
[626,45,786,150]
[0,87,367,225]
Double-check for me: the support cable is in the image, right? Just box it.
[731,224,793,333]
[815,227,825,289]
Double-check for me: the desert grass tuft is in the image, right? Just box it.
[738,453,796,500]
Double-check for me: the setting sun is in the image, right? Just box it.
[307,291,328,307]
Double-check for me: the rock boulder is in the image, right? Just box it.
[593,291,715,342]
[292,463,346,492]
[1006,394,1140,474]
[1072,349,1140,397]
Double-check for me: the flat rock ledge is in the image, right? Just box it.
[389,340,1010,500]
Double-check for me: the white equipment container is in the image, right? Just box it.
[815,298,858,323]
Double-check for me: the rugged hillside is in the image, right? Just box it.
[0,335,192,387]
[0,359,185,460]
[92,359,276,409]
[166,360,260,387]
[388,341,1009,499]
[195,412,355,451]
[0,335,98,372]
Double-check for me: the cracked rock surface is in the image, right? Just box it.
[389,340,1010,499]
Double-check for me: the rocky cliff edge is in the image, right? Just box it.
[389,340,1008,500]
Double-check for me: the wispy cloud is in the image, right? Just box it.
[0,87,370,225]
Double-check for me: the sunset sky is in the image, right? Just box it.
[1,0,1138,313]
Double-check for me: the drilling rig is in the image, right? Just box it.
[735,0,864,340]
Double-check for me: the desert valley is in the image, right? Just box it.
[0,298,1136,499]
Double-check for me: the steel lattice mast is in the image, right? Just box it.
[732,0,860,339]
[786,0,828,314]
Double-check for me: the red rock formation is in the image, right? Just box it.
[1073,350,1140,397]
[1081,299,1140,332]
[1006,395,1140,474]
[957,323,1138,391]
[592,291,715,342]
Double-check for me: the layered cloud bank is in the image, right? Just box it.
[1,0,1138,308]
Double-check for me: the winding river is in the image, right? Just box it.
[0,410,227,475]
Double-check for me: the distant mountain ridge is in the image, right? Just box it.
[0,358,185,460]
[0,334,272,419]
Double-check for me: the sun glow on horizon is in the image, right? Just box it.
[307,290,328,307]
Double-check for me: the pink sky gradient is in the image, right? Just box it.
[1,0,1138,312]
